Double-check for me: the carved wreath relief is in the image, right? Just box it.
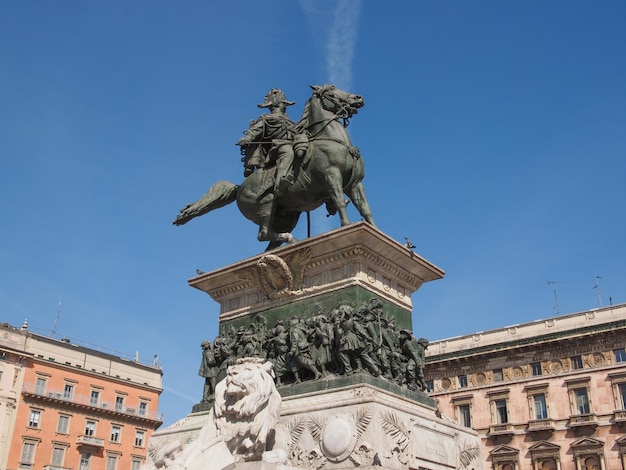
[238,249,311,300]
[285,406,376,468]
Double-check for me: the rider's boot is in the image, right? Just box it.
[275,175,295,196]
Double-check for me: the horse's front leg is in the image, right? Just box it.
[325,168,350,226]
[346,181,375,226]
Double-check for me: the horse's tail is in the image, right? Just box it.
[173,181,239,226]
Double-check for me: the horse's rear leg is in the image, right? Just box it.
[325,169,350,226]
[347,182,375,226]
[256,200,297,250]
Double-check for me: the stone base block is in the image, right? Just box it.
[274,381,482,469]
[149,379,482,470]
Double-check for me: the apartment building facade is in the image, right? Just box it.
[425,303,626,470]
[0,322,163,470]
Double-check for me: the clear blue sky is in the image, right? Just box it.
[1,1,624,426]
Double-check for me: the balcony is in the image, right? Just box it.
[22,382,162,422]
[614,409,626,423]
[76,435,104,448]
[568,413,597,428]
[527,419,555,432]
[43,466,73,470]
[489,423,514,436]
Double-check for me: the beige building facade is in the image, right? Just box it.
[425,303,626,470]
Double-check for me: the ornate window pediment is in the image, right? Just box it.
[524,382,549,393]
[529,441,560,452]
[529,440,560,457]
[451,394,474,405]
[570,437,604,454]
[570,437,605,470]
[490,444,518,457]
[490,445,519,469]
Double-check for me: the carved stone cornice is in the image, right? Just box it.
[189,223,444,320]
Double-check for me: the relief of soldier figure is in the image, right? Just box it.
[198,298,430,403]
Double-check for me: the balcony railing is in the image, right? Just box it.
[489,423,514,435]
[614,409,626,422]
[22,383,162,421]
[76,435,104,448]
[43,466,73,470]
[568,413,597,427]
[527,418,555,431]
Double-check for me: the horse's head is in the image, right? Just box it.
[310,84,364,119]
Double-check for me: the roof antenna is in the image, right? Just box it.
[51,296,62,335]
[547,281,560,316]
[593,276,603,307]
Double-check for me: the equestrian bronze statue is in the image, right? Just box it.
[173,85,375,250]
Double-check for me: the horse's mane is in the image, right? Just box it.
[294,98,311,134]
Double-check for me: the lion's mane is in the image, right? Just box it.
[214,357,282,461]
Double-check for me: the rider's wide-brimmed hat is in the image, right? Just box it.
[258,88,296,108]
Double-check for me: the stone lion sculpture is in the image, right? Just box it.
[143,357,282,470]
[214,357,282,461]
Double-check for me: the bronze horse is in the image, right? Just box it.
[173,85,375,250]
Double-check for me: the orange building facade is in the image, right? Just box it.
[0,323,163,470]
[425,303,626,470]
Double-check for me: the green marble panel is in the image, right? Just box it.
[218,285,412,334]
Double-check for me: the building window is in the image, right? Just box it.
[452,395,473,428]
[574,388,591,415]
[458,375,468,388]
[80,452,91,470]
[90,390,100,406]
[57,414,70,434]
[34,377,47,395]
[493,369,503,382]
[582,456,599,469]
[608,374,626,411]
[139,402,147,416]
[51,446,66,466]
[131,458,143,470]
[615,348,626,363]
[571,355,583,370]
[63,383,74,400]
[106,454,119,470]
[618,383,626,410]
[85,420,96,436]
[459,404,472,427]
[425,380,434,392]
[115,396,124,412]
[111,425,121,443]
[495,399,508,423]
[531,363,542,376]
[533,393,548,420]
[135,430,145,447]
[20,441,37,468]
[28,410,41,428]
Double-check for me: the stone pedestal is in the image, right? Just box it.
[189,221,444,332]
[148,223,482,469]
[273,373,481,470]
